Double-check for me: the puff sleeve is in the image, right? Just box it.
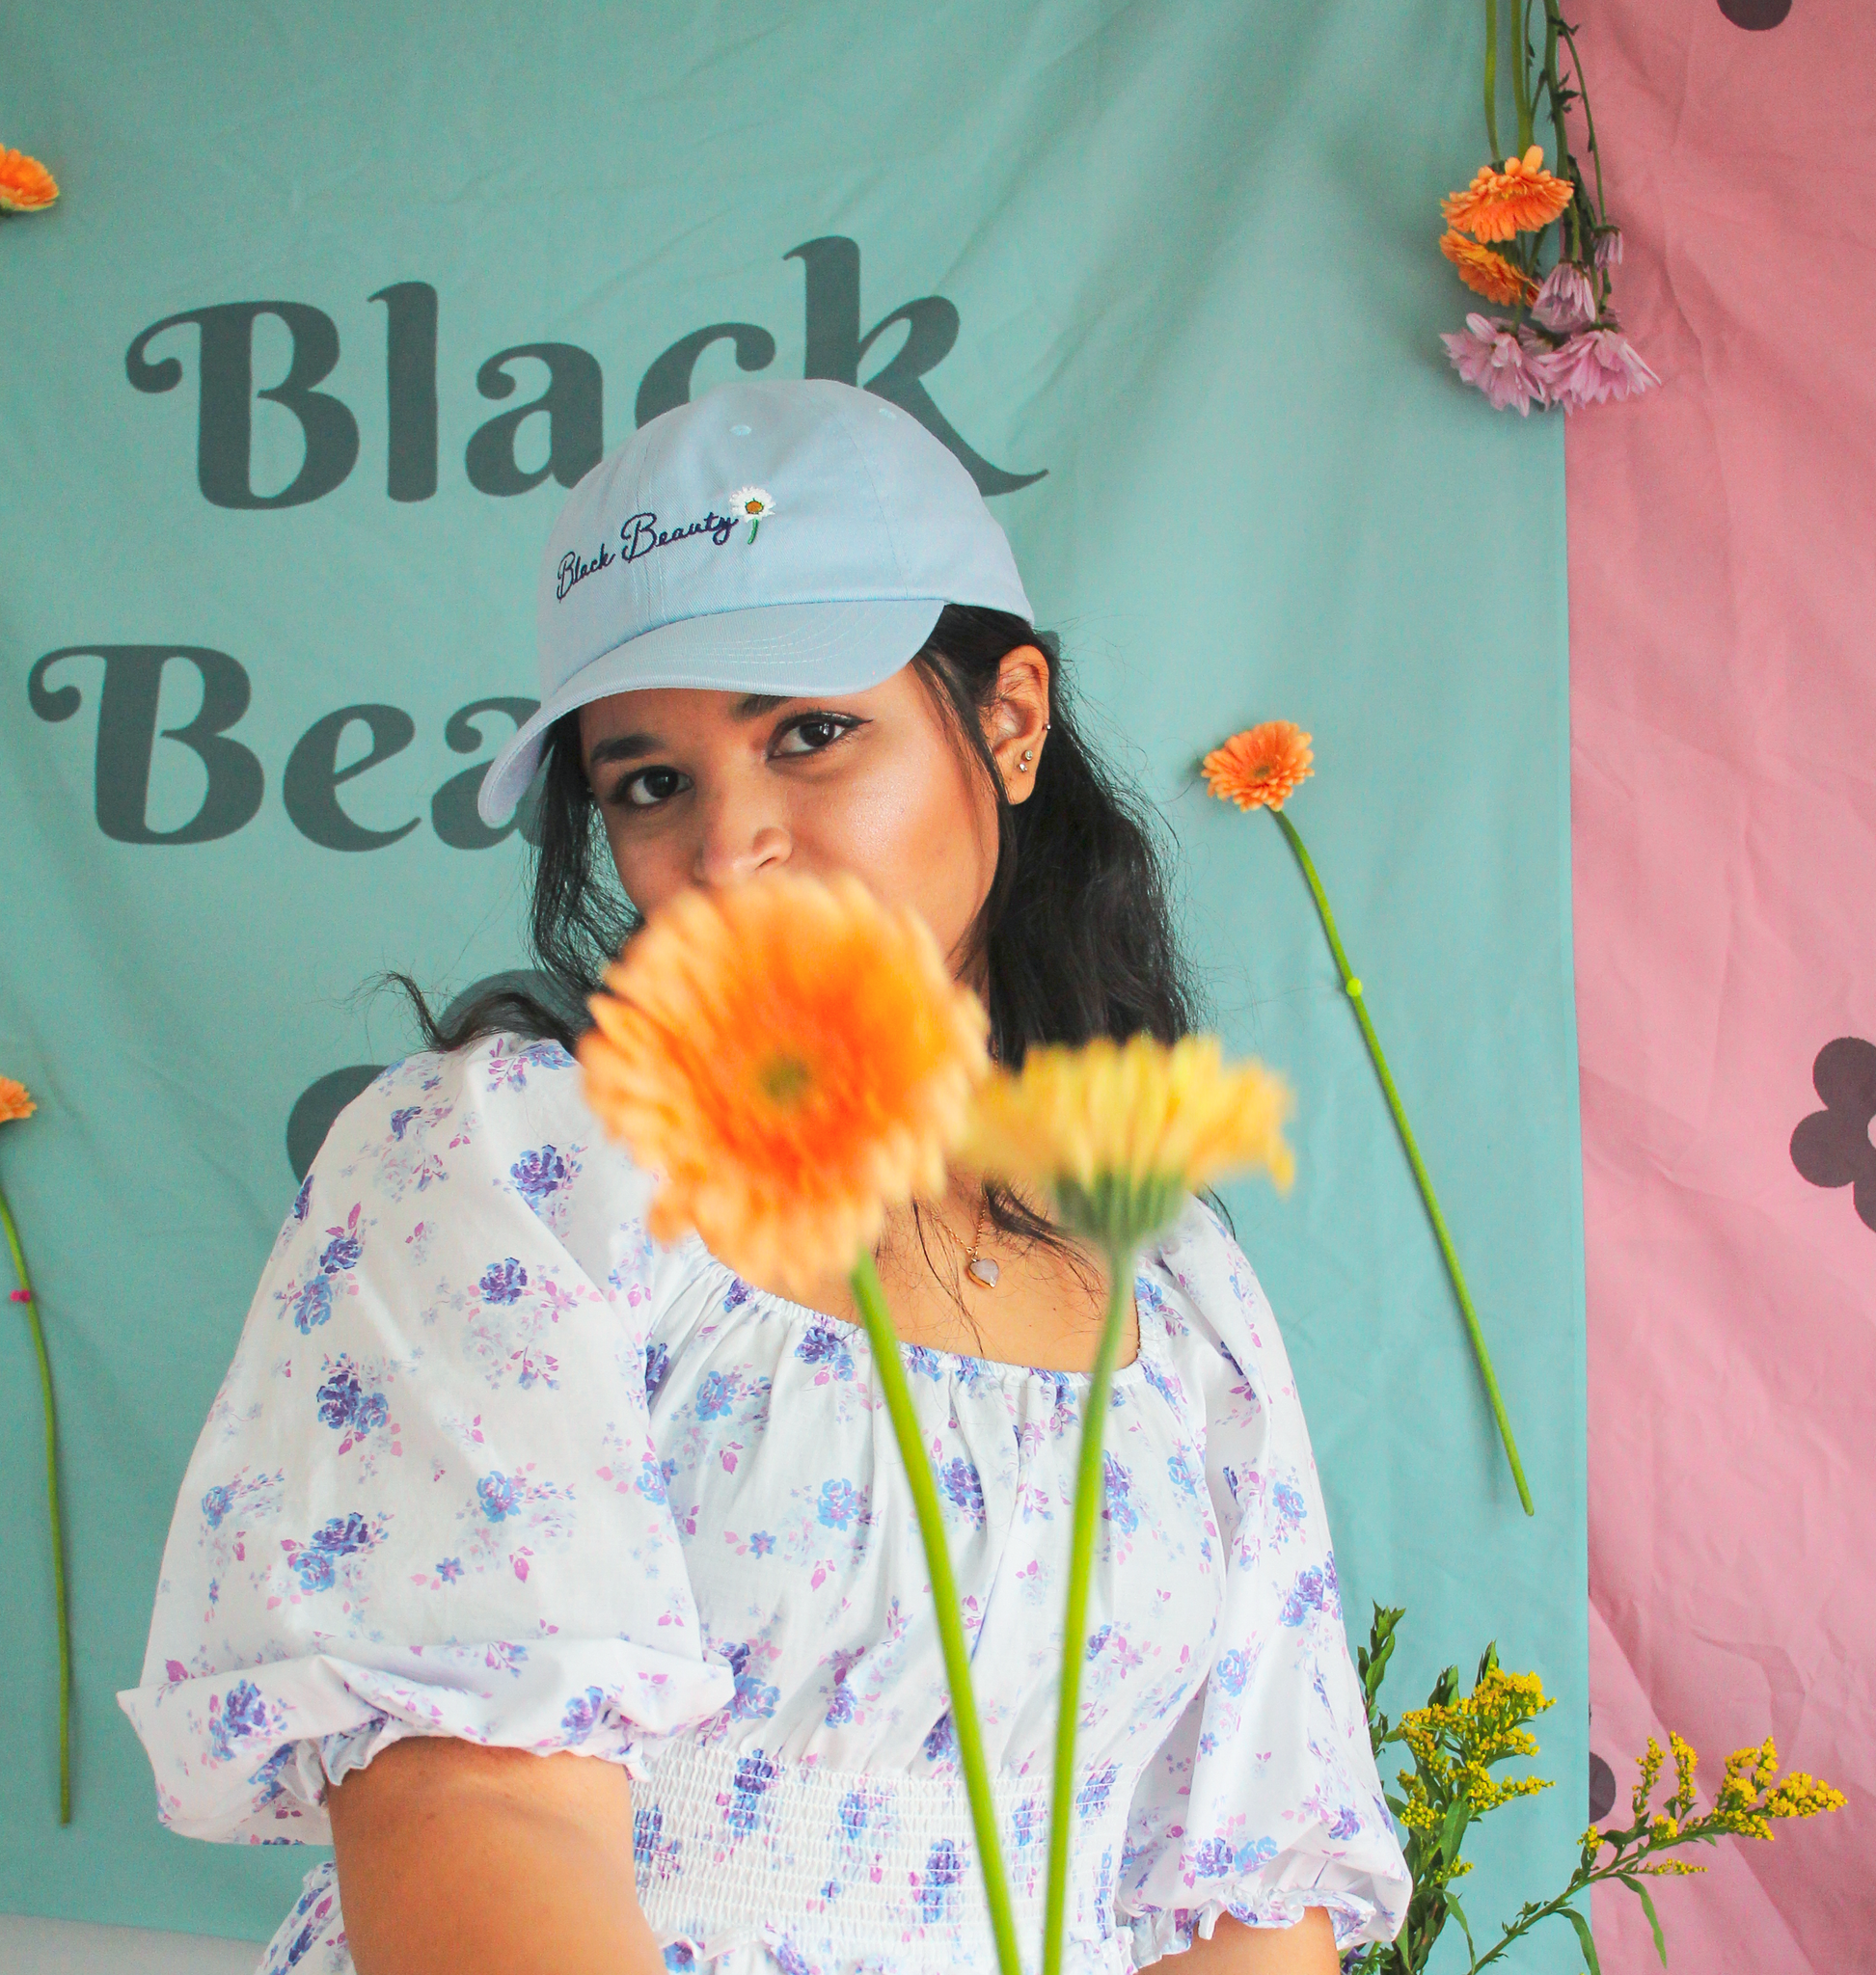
[1119,1205,1410,1958]
[118,1034,733,1844]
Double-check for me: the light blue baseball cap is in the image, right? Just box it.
[477,377,1035,824]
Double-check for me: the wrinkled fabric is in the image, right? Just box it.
[121,1036,1408,1971]
[1567,4,1876,1968]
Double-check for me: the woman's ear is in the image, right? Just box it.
[984,645,1051,805]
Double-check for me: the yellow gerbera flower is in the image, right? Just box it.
[965,1034,1292,1250]
[580,872,988,1298]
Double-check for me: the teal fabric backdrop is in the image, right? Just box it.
[0,2,1584,1959]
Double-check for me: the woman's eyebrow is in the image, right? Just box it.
[587,695,793,768]
[587,732,661,767]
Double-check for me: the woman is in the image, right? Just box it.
[122,380,1409,1973]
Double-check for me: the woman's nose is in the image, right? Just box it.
[692,783,791,889]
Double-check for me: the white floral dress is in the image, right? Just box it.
[121,1035,1409,1973]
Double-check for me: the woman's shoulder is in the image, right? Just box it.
[290,1029,651,1227]
[1143,1196,1293,1398]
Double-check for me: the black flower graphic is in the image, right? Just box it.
[1719,0,1792,29]
[1790,1037,1876,1232]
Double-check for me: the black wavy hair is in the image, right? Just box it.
[404,605,1201,1248]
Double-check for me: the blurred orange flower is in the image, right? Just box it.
[0,149,59,213]
[1441,146,1571,242]
[580,873,988,1299]
[1202,720,1315,813]
[1440,230,1537,305]
[0,1077,36,1124]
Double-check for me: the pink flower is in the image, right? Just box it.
[1532,261,1595,334]
[1532,327,1660,411]
[1592,227,1623,270]
[1440,312,1549,415]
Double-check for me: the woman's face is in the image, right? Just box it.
[577,648,1050,978]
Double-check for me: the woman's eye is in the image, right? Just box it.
[621,767,688,808]
[774,716,855,756]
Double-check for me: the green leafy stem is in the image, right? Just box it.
[1482,0,1617,306]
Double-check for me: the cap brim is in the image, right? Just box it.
[477,596,947,825]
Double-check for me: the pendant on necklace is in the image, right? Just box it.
[966,1256,1000,1288]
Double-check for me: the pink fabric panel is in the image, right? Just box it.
[1568,3,1876,1967]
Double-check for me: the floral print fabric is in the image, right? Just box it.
[120,1036,1407,1972]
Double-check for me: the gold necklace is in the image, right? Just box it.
[962,1191,999,1288]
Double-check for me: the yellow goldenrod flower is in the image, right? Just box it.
[1764,1772,1847,1821]
[581,873,988,1299]
[1617,1730,1845,1858]
[1632,1736,1665,1818]
[965,1034,1292,1252]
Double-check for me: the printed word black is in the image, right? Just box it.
[125,237,1044,511]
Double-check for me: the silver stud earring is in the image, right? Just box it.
[1019,749,1034,771]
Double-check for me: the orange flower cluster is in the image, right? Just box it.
[1201,720,1315,813]
[1440,230,1536,306]
[0,1077,36,1124]
[0,149,58,213]
[1442,145,1572,242]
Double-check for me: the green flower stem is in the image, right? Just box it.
[1556,16,1607,217]
[1539,4,1578,264]
[1042,1245,1133,1975]
[1271,808,1534,1517]
[1482,0,1501,163]
[0,1176,71,1821]
[848,1253,1021,1975]
[1552,11,1610,306]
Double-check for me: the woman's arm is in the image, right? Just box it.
[1173,1907,1341,1974]
[327,1738,666,1975]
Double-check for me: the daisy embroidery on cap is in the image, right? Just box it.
[729,486,775,543]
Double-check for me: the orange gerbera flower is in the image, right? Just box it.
[0,1077,35,1124]
[1439,230,1537,305]
[1441,146,1572,242]
[581,872,988,1299]
[1203,720,1315,813]
[0,149,59,213]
